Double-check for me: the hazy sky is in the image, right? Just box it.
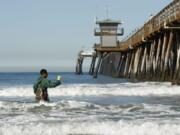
[0,0,171,72]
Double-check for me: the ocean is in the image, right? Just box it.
[0,72,180,135]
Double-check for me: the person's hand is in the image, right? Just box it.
[57,75,61,81]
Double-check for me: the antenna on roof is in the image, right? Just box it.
[106,5,109,19]
[94,5,98,30]
[95,5,99,21]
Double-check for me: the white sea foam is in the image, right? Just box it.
[0,82,180,97]
[0,100,148,111]
[0,98,180,135]
[0,100,178,121]
[1,76,180,135]
[0,121,180,135]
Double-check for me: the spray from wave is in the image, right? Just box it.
[0,82,180,97]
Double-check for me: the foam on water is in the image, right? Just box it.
[0,100,176,114]
[1,77,180,135]
[0,99,179,124]
[1,121,180,135]
[0,82,180,97]
[0,100,180,135]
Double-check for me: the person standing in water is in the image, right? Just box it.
[33,69,61,102]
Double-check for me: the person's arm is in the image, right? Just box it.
[33,82,39,94]
[44,79,61,88]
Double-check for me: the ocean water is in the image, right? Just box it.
[0,72,180,135]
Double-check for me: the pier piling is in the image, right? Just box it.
[76,0,180,83]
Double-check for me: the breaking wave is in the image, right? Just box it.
[0,99,180,135]
[0,82,180,97]
[1,79,180,135]
[1,121,180,135]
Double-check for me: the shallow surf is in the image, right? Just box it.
[0,73,180,135]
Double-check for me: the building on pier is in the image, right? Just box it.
[92,19,124,78]
[75,19,124,77]
[76,0,180,83]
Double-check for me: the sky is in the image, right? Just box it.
[0,0,171,72]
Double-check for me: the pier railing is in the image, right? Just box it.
[90,0,180,80]
[119,0,180,51]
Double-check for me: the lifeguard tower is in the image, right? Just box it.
[91,19,124,78]
[94,19,124,50]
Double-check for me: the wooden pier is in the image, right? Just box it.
[76,0,180,83]
[99,0,180,83]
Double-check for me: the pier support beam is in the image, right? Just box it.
[133,47,143,78]
[154,36,163,79]
[89,55,97,75]
[128,51,135,78]
[173,32,180,83]
[163,31,174,81]
[160,33,168,80]
[117,53,123,77]
[140,45,147,79]
[76,57,84,75]
[93,52,103,78]
[124,52,132,77]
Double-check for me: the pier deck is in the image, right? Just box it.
[96,0,180,83]
[76,0,180,83]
